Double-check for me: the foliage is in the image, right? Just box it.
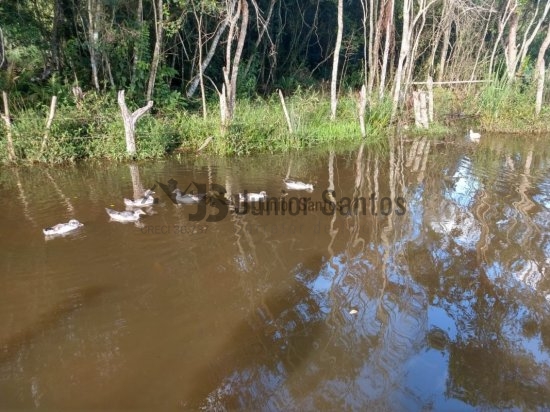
[2,0,550,163]
[0,87,399,163]
[477,77,550,133]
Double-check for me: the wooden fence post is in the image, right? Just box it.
[419,91,429,128]
[427,75,434,122]
[413,91,429,129]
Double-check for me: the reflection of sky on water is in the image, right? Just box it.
[428,305,458,341]
[533,178,550,210]
[449,157,482,208]
[206,145,550,410]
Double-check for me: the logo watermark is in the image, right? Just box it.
[156,180,407,222]
[140,223,208,235]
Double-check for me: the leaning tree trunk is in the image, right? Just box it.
[186,19,228,98]
[330,0,344,121]
[117,90,153,156]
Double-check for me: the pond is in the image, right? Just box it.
[1,134,550,410]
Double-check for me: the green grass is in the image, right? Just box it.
[475,77,550,133]
[5,77,550,165]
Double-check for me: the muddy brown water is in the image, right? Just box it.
[1,135,550,410]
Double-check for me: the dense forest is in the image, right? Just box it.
[1,0,550,162]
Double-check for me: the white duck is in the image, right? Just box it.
[173,188,205,204]
[124,189,156,207]
[238,191,268,202]
[43,219,83,236]
[468,129,481,142]
[283,179,314,191]
[105,208,146,222]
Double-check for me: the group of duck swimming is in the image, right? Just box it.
[42,178,315,237]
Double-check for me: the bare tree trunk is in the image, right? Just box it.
[104,56,115,88]
[87,0,101,90]
[146,0,163,101]
[1,91,16,162]
[391,0,434,120]
[117,90,154,156]
[506,8,518,81]
[359,0,369,90]
[436,17,451,82]
[366,0,378,98]
[278,89,293,133]
[358,85,367,137]
[517,1,550,74]
[535,21,550,115]
[243,0,276,78]
[404,1,428,88]
[427,1,445,77]
[391,0,411,120]
[489,0,516,77]
[51,0,63,71]
[221,0,249,125]
[219,84,228,131]
[131,0,143,84]
[330,0,344,120]
[0,28,6,69]
[379,0,394,99]
[229,0,249,115]
[129,163,144,200]
[40,96,58,156]
[193,3,207,119]
[470,5,494,81]
[186,19,228,98]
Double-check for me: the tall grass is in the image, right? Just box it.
[0,88,393,164]
[474,76,550,133]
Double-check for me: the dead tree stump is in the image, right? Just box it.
[117,90,153,156]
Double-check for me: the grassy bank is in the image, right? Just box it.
[1,80,549,164]
[428,77,550,134]
[0,88,391,164]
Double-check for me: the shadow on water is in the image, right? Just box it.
[1,135,550,409]
[0,285,108,365]
[186,265,327,410]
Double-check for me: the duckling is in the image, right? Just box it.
[173,188,205,204]
[43,219,83,236]
[124,189,156,207]
[468,129,481,142]
[105,208,146,222]
[238,191,267,202]
[283,179,314,191]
